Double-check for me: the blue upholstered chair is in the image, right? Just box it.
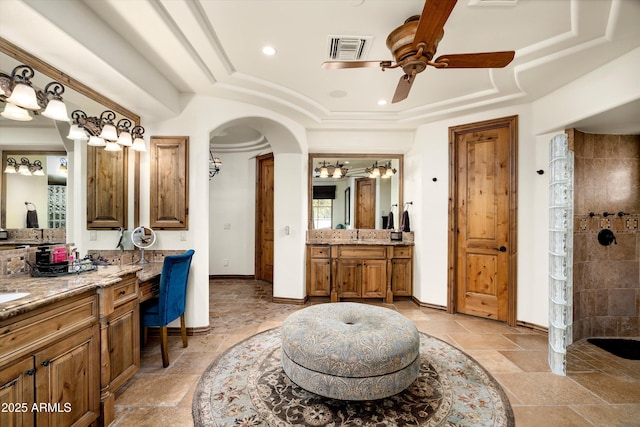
[141,249,194,367]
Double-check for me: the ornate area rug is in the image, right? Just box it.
[193,328,514,426]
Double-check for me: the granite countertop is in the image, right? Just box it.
[137,262,163,282]
[0,264,143,322]
[306,239,414,246]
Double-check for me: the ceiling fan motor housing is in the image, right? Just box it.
[386,15,443,67]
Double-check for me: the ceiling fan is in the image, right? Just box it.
[322,0,515,103]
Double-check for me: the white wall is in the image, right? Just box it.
[209,150,261,276]
[141,95,307,328]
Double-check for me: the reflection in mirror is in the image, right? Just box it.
[308,154,403,230]
[0,37,141,239]
[2,151,66,228]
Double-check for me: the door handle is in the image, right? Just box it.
[495,246,507,252]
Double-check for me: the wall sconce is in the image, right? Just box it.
[0,65,69,122]
[57,158,68,175]
[209,151,222,179]
[366,161,396,178]
[67,109,146,152]
[314,161,348,178]
[4,157,44,176]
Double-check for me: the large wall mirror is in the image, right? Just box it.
[308,153,403,230]
[0,37,140,235]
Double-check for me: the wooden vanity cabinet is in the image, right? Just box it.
[306,243,413,303]
[0,292,100,427]
[334,246,388,300]
[306,245,331,297]
[391,246,413,297]
[96,273,140,426]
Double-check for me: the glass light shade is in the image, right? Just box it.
[41,99,70,121]
[104,141,122,151]
[1,102,33,121]
[319,167,329,178]
[372,167,381,176]
[385,168,395,177]
[32,168,45,176]
[332,168,342,178]
[67,124,89,141]
[117,131,133,146]
[4,164,16,173]
[6,83,40,110]
[57,164,67,175]
[18,164,31,175]
[131,137,146,151]
[87,136,106,147]
[98,123,118,141]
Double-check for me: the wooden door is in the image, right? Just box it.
[0,356,35,427]
[87,147,127,229]
[308,258,331,296]
[361,259,386,298]
[355,178,376,229]
[449,116,517,325]
[150,136,189,229]
[336,259,360,298]
[35,327,100,427]
[255,153,274,283]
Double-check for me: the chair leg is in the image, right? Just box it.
[160,326,169,367]
[180,314,188,348]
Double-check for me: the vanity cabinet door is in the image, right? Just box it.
[336,259,361,298]
[391,258,412,296]
[308,258,331,296]
[106,300,139,392]
[87,146,127,229]
[34,325,100,427]
[361,259,386,298]
[150,136,189,229]
[0,356,36,427]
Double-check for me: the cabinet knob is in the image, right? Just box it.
[495,246,507,252]
[119,290,126,295]
[41,360,51,367]
[26,368,36,376]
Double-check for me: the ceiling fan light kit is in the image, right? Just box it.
[322,0,515,103]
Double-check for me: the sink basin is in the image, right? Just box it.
[0,292,30,304]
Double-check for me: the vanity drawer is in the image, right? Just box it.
[393,246,412,258]
[139,277,160,303]
[309,246,330,258]
[0,293,98,362]
[112,274,137,305]
[338,246,387,259]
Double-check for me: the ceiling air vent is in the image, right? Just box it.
[327,36,372,61]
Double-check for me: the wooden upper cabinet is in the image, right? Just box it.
[150,136,189,229]
[87,146,127,229]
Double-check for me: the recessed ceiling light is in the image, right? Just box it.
[262,45,277,56]
[377,99,387,106]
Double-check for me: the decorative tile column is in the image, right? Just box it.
[548,133,574,375]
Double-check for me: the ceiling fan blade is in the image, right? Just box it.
[392,74,415,103]
[321,61,389,70]
[434,51,515,68]
[413,0,457,50]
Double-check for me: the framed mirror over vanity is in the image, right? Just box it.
[308,153,403,230]
[306,153,413,304]
[0,37,141,248]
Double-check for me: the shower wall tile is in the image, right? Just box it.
[573,132,639,341]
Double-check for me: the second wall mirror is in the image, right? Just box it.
[308,153,403,230]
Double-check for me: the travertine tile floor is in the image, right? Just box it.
[113,279,640,426]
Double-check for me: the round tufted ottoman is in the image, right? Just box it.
[281,302,420,401]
